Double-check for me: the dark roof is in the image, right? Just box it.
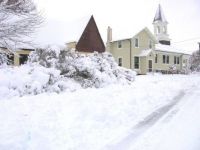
[76,15,105,53]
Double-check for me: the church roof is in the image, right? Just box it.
[153,4,168,23]
[155,44,190,55]
[76,15,105,53]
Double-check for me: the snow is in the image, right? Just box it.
[0,50,135,98]
[128,75,200,150]
[155,43,191,55]
[0,73,200,149]
[138,49,152,57]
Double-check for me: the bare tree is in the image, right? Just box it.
[0,0,43,51]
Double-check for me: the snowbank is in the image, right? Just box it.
[0,74,199,150]
[0,65,80,98]
[28,47,135,88]
[0,47,135,98]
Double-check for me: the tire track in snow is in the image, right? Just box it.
[104,90,186,150]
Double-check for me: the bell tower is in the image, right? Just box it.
[153,4,171,45]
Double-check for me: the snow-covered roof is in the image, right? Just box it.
[153,4,168,23]
[138,49,153,57]
[111,27,156,43]
[32,15,91,47]
[155,44,190,55]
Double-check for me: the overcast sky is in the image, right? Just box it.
[35,0,200,53]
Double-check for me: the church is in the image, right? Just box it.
[106,4,190,74]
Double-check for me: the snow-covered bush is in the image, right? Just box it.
[190,50,200,72]
[28,46,135,88]
[28,45,61,68]
[0,53,7,66]
[0,46,135,97]
[168,65,178,74]
[0,65,80,98]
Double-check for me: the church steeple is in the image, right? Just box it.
[153,4,171,45]
[153,4,168,23]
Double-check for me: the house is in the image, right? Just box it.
[0,47,34,66]
[106,4,190,74]
[1,15,105,66]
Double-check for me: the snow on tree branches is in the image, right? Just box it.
[28,46,136,88]
[0,0,43,51]
[0,46,135,97]
[190,50,200,72]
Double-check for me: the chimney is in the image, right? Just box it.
[107,26,112,43]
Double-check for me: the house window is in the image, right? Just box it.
[135,38,139,48]
[134,57,139,69]
[174,56,180,64]
[163,55,169,64]
[167,55,169,64]
[163,55,166,63]
[155,54,158,63]
[149,40,153,49]
[19,54,28,65]
[118,58,122,66]
[118,41,122,48]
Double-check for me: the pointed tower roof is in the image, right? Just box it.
[153,4,168,23]
[76,15,105,53]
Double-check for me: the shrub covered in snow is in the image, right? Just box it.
[0,65,80,98]
[0,53,7,66]
[190,50,200,72]
[0,46,135,97]
[28,46,135,88]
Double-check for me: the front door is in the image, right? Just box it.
[148,60,152,72]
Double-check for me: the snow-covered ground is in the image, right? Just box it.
[0,74,200,150]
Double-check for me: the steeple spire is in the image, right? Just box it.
[153,4,168,23]
[153,4,170,45]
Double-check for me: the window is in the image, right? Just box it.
[163,55,166,64]
[157,26,160,34]
[135,38,139,48]
[19,54,28,65]
[118,58,122,66]
[118,41,122,48]
[167,56,169,64]
[134,57,139,69]
[177,57,180,64]
[155,54,158,63]
[149,40,153,49]
[164,26,167,34]
[163,55,169,64]
[174,56,180,64]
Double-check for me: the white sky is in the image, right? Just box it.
[34,0,200,53]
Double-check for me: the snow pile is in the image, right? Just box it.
[0,46,135,97]
[29,46,135,88]
[0,74,200,150]
[0,65,80,98]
